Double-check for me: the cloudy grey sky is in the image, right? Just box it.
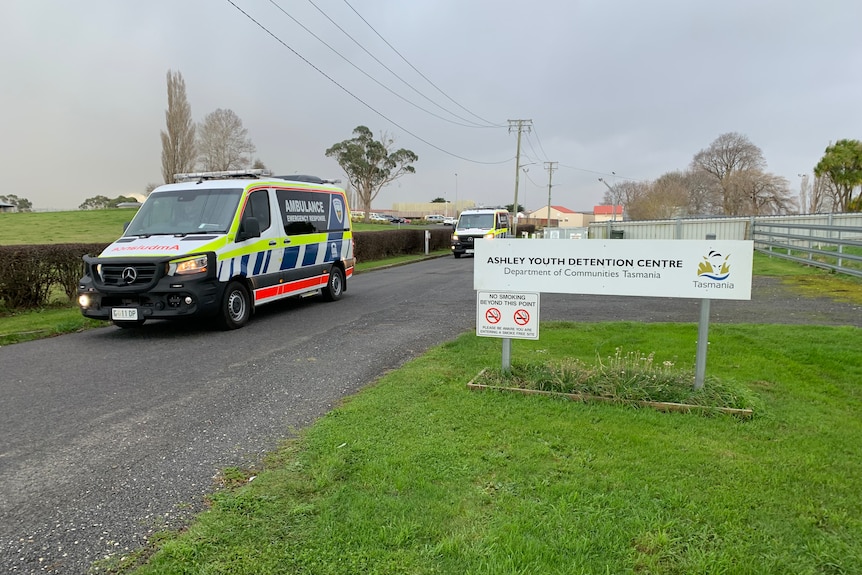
[2,0,860,212]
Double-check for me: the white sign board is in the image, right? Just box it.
[474,239,753,300]
[476,291,540,339]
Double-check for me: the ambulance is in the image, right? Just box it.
[77,170,355,329]
[450,208,511,258]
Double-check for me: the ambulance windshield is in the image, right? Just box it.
[124,188,243,236]
[457,213,495,230]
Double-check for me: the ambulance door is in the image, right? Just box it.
[239,188,284,285]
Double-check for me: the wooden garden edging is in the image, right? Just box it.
[466,370,754,419]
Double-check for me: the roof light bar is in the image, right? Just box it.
[173,169,273,182]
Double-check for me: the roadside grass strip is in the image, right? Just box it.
[129,321,862,575]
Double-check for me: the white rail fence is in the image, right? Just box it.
[585,213,862,278]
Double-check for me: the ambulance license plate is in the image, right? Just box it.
[466,249,474,254]
[112,308,138,321]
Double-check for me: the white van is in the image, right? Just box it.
[77,170,355,329]
[451,208,511,258]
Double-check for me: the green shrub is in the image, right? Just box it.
[0,243,107,309]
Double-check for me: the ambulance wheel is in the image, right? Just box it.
[113,319,145,328]
[454,252,462,259]
[322,266,345,301]
[219,281,251,330]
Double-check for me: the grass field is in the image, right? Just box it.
[113,321,862,575]
[0,209,405,246]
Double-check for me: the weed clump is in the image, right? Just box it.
[474,347,760,412]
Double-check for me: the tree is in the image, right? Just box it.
[0,194,32,212]
[431,197,446,203]
[814,139,862,212]
[160,70,196,184]
[325,126,417,221]
[79,196,111,210]
[725,171,795,215]
[626,174,686,220]
[601,180,649,219]
[691,132,766,215]
[78,195,138,210]
[197,108,257,171]
[505,203,525,213]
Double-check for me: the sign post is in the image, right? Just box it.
[473,239,753,387]
[476,291,539,371]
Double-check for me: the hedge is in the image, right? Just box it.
[0,228,453,310]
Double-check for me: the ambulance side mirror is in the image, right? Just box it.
[238,217,261,241]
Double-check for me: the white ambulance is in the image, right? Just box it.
[78,170,355,329]
[450,208,511,258]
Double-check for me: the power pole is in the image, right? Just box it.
[544,161,557,228]
[508,119,532,236]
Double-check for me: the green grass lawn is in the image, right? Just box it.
[0,209,409,245]
[119,322,862,575]
[0,209,136,245]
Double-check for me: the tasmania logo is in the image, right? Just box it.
[696,250,730,281]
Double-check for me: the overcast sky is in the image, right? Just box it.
[2,0,860,213]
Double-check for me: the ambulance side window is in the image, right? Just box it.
[243,190,271,231]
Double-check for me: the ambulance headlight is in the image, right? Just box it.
[169,255,208,276]
[484,232,495,239]
[78,294,91,308]
[452,234,459,241]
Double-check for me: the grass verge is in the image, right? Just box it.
[117,322,862,575]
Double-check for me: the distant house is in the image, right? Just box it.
[593,205,624,222]
[526,205,592,226]
[0,201,15,213]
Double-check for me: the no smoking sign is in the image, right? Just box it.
[476,291,539,340]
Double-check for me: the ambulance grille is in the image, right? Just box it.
[100,263,159,287]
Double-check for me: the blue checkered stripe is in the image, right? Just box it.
[217,232,352,281]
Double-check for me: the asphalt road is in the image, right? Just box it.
[1,256,859,573]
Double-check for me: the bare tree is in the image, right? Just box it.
[160,70,196,184]
[604,180,649,220]
[627,172,689,220]
[691,132,766,215]
[732,171,796,215]
[197,109,257,171]
[684,169,722,215]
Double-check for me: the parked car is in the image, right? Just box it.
[424,214,445,223]
[391,217,411,224]
[443,216,456,226]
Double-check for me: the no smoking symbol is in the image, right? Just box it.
[513,309,530,326]
[485,308,501,324]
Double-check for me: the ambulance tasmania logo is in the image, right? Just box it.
[333,197,344,223]
[696,250,730,281]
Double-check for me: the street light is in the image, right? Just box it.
[598,177,619,222]
[454,173,458,218]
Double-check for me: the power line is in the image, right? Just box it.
[340,0,505,128]
[533,127,548,160]
[266,0,489,128]
[225,0,513,165]
[558,163,640,181]
[303,0,496,128]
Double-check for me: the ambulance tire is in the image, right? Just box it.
[454,252,461,258]
[322,266,345,301]
[113,319,146,328]
[219,280,251,330]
